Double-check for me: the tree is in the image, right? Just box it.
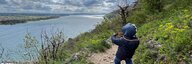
[117,0,138,25]
[23,32,65,64]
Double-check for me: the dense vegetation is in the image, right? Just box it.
[0,16,59,25]
[135,9,192,64]
[22,0,192,64]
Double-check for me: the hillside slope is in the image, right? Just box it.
[88,9,192,64]
[33,0,192,64]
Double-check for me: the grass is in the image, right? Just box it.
[134,9,192,64]
[53,17,123,64]
[21,0,192,64]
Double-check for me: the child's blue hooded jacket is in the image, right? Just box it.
[111,23,140,60]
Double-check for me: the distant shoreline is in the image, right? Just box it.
[0,13,105,25]
[0,16,60,25]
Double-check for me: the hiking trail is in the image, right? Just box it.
[88,45,126,64]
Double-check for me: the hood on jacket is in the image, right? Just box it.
[122,23,137,38]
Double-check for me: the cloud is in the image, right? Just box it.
[0,0,135,13]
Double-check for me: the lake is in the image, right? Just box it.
[0,15,103,61]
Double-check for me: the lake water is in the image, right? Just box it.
[0,15,103,61]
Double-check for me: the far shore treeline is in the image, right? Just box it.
[0,13,104,25]
[0,16,60,25]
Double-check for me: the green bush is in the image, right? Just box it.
[134,9,192,63]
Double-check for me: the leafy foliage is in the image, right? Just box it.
[23,0,192,64]
[134,9,192,64]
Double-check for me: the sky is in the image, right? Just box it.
[0,0,135,13]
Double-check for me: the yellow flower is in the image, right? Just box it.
[163,22,174,31]
[178,29,185,32]
[190,16,192,19]
[171,31,177,33]
[175,28,179,30]
[166,23,172,26]
[184,9,188,13]
[159,25,163,28]
[185,15,190,18]
[184,26,189,29]
[183,20,188,23]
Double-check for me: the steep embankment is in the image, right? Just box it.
[88,9,192,64]
[35,0,192,64]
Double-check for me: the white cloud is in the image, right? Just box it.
[0,0,135,13]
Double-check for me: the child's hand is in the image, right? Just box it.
[114,32,123,38]
[114,32,118,36]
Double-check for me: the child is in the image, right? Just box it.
[111,23,140,64]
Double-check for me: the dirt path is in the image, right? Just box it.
[88,45,126,64]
